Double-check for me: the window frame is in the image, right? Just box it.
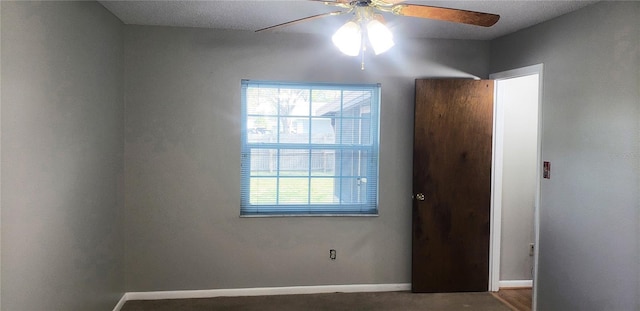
[240,80,380,217]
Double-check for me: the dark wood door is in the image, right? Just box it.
[412,79,494,293]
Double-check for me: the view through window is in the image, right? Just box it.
[240,80,380,215]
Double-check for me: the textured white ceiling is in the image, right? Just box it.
[99,0,599,40]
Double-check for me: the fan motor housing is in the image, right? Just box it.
[354,0,373,7]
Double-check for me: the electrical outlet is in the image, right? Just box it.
[529,243,535,256]
[329,249,337,260]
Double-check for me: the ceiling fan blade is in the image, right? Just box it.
[391,4,500,27]
[308,0,353,7]
[256,11,345,32]
[373,0,404,5]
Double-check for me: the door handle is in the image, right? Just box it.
[415,193,425,201]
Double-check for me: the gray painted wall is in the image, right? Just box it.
[491,2,640,310]
[1,2,124,310]
[123,25,490,291]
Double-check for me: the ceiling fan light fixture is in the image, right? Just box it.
[332,20,362,56]
[366,19,394,55]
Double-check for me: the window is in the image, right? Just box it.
[241,80,380,216]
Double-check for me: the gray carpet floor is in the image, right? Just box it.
[120,291,511,311]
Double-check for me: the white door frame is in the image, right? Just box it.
[488,64,543,310]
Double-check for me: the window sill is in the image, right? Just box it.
[240,213,379,218]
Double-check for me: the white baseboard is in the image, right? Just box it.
[114,283,410,308]
[499,280,532,288]
[112,293,128,311]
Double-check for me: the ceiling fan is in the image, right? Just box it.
[256,0,500,32]
[256,0,499,68]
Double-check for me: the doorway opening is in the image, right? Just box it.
[489,64,543,311]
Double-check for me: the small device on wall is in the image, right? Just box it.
[543,161,551,179]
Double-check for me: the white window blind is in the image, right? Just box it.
[240,80,380,216]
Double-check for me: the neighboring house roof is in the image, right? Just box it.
[315,91,372,116]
